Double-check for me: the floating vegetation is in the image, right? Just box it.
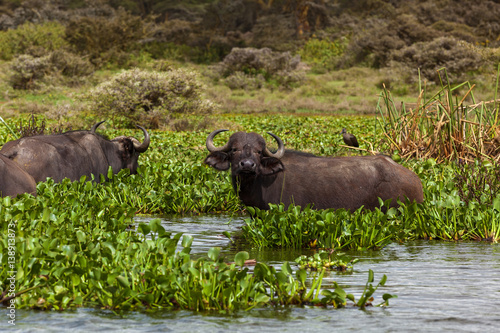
[0,186,392,311]
[295,250,358,272]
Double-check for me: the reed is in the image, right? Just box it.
[377,67,500,163]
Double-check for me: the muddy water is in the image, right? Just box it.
[6,215,500,333]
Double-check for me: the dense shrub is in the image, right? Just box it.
[212,47,304,90]
[298,37,347,72]
[389,37,484,84]
[8,50,94,90]
[0,21,68,60]
[8,54,49,90]
[64,7,155,68]
[82,68,217,129]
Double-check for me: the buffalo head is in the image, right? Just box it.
[92,121,150,175]
[204,130,285,176]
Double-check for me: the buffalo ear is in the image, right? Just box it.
[204,152,230,171]
[260,157,284,175]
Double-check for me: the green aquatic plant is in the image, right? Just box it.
[295,250,358,272]
[242,203,410,251]
[0,187,391,311]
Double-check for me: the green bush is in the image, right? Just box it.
[82,68,217,128]
[298,37,347,72]
[0,21,68,60]
[212,47,305,90]
[389,37,484,84]
[64,7,155,68]
[8,50,94,90]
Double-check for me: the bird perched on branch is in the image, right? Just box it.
[341,128,359,148]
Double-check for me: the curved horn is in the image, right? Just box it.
[206,129,231,153]
[264,132,285,159]
[91,120,106,133]
[133,125,150,153]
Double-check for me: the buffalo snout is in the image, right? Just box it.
[239,159,257,172]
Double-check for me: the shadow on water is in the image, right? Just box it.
[5,215,500,333]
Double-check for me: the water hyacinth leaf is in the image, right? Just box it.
[234,251,249,267]
[254,293,270,303]
[493,196,500,212]
[208,247,221,261]
[281,261,292,275]
[149,218,165,235]
[222,231,232,241]
[76,230,86,242]
[382,293,398,306]
[368,269,374,283]
[71,274,81,287]
[74,296,83,305]
[276,271,288,284]
[296,268,307,286]
[182,235,193,248]
[116,275,130,288]
[138,223,151,236]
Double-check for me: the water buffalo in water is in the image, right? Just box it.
[204,130,424,211]
[0,154,36,197]
[0,121,150,183]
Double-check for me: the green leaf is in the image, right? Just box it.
[116,275,130,288]
[379,274,387,286]
[296,268,307,285]
[76,230,86,243]
[281,261,292,275]
[71,274,81,287]
[181,235,193,248]
[234,251,249,267]
[208,247,221,261]
[138,223,151,236]
[222,231,232,241]
[368,269,374,283]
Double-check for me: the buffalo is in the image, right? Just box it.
[0,121,150,183]
[204,130,424,211]
[0,154,36,197]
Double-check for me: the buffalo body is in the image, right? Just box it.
[0,154,36,197]
[0,122,150,183]
[204,130,423,211]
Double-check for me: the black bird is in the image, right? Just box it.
[341,128,359,148]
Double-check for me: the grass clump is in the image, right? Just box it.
[377,69,500,163]
[81,68,217,129]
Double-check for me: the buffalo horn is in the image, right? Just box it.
[206,129,230,152]
[91,120,106,133]
[264,132,285,159]
[133,125,150,152]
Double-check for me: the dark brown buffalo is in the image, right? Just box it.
[0,121,150,183]
[204,130,424,211]
[0,154,36,197]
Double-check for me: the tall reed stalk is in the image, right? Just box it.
[377,68,500,163]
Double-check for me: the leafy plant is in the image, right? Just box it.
[298,37,347,72]
[0,21,68,60]
[82,68,217,128]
